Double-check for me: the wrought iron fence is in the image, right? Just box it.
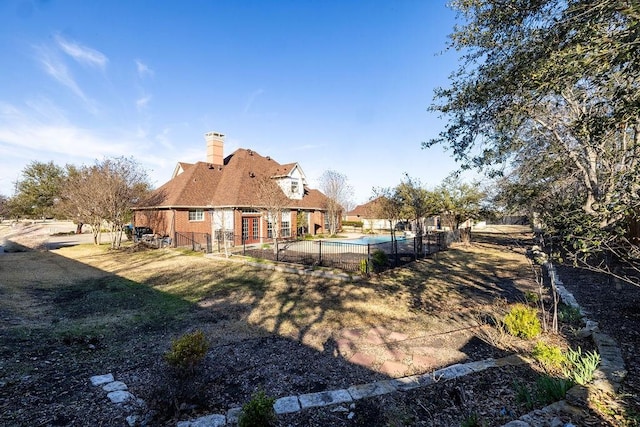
[237,231,451,273]
[174,231,212,252]
[171,229,462,274]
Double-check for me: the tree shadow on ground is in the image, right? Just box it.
[0,232,612,426]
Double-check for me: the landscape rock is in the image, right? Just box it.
[90,373,114,386]
[107,390,133,404]
[226,407,241,424]
[347,380,396,400]
[273,396,300,414]
[102,381,128,392]
[298,389,352,409]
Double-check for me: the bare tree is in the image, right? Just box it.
[59,165,104,244]
[60,157,150,248]
[318,170,353,235]
[255,176,290,252]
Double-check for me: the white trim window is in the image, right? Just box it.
[188,209,204,221]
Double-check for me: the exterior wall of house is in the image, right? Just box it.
[174,209,211,234]
[134,210,171,236]
[135,207,326,245]
[309,210,325,235]
[275,167,305,200]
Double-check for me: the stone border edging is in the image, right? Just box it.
[91,355,528,426]
[545,260,627,395]
[172,355,527,426]
[501,254,628,427]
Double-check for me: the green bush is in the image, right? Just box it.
[371,249,388,272]
[342,220,364,228]
[558,303,582,325]
[164,330,209,373]
[503,304,541,339]
[532,341,565,372]
[238,390,276,427]
[563,346,600,385]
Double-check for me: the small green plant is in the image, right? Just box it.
[164,330,209,373]
[558,304,582,324]
[371,249,388,272]
[261,243,271,249]
[514,375,573,410]
[514,380,535,410]
[503,303,541,339]
[238,390,276,427]
[563,346,600,385]
[359,258,369,275]
[535,375,574,405]
[524,290,540,305]
[532,341,565,372]
[461,412,484,427]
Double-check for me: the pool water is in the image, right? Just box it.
[325,235,408,245]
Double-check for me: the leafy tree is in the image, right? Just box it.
[371,187,403,240]
[427,0,640,281]
[0,194,8,221]
[10,161,65,219]
[433,176,486,243]
[396,175,439,253]
[318,170,353,235]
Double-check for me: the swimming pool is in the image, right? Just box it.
[323,235,408,245]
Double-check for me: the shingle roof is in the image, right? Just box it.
[142,148,329,210]
[346,197,385,218]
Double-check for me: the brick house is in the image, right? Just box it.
[133,131,332,245]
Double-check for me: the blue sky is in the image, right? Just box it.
[1,0,463,205]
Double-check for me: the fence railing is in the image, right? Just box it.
[174,231,212,253]
[169,229,464,274]
[233,231,453,273]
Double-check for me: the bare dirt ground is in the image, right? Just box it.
[0,223,637,426]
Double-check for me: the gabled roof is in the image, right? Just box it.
[346,197,386,218]
[141,148,329,210]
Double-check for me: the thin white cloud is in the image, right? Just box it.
[243,89,264,113]
[136,94,152,110]
[0,101,179,195]
[135,59,154,78]
[33,45,99,114]
[54,34,108,69]
[35,47,85,99]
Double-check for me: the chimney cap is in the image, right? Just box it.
[205,131,225,138]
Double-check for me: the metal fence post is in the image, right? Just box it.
[318,240,322,265]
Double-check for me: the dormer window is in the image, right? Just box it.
[291,179,299,194]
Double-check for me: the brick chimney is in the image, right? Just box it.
[205,131,225,165]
